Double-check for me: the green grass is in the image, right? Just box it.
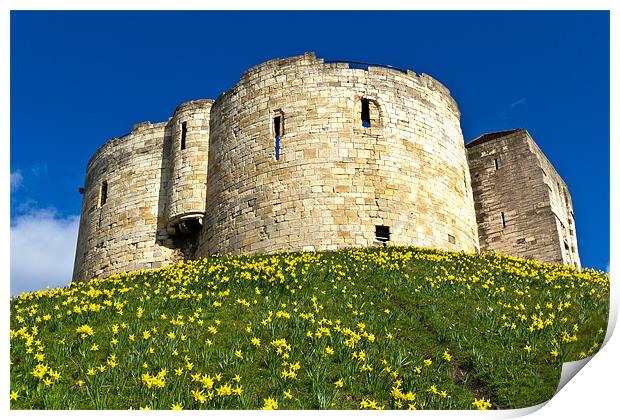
[10,246,609,410]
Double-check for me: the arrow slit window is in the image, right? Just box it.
[181,122,187,150]
[99,181,108,207]
[273,112,283,160]
[361,98,371,127]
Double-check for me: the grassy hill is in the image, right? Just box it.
[10,246,609,410]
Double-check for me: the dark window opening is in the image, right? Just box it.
[501,212,506,228]
[178,218,202,236]
[494,158,498,170]
[361,98,371,128]
[100,181,108,207]
[564,241,569,250]
[448,234,456,244]
[375,225,390,243]
[274,115,282,160]
[181,122,187,150]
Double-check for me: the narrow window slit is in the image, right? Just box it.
[100,181,108,207]
[361,98,371,128]
[501,212,506,228]
[181,122,187,150]
[494,158,498,170]
[273,115,281,161]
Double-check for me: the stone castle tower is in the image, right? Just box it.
[72,53,580,283]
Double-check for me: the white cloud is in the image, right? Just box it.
[508,98,527,110]
[10,171,23,192]
[499,97,528,121]
[10,209,80,296]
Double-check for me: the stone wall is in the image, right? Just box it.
[197,53,480,256]
[527,135,580,267]
[466,129,580,267]
[72,121,183,282]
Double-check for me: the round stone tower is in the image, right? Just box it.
[165,99,212,235]
[72,99,212,283]
[72,121,182,282]
[196,52,479,256]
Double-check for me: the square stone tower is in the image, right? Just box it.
[466,129,580,268]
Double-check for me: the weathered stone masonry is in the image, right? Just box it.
[72,53,580,282]
[197,53,478,257]
[73,121,178,282]
[466,129,580,268]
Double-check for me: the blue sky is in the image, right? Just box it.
[10,10,610,294]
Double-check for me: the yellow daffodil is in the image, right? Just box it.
[261,397,279,410]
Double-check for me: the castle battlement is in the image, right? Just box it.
[72,53,580,282]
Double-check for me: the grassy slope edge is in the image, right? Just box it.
[10,246,609,410]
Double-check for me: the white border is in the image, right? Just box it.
[2,2,616,419]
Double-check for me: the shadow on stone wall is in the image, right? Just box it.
[155,121,203,261]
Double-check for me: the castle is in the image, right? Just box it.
[72,53,580,283]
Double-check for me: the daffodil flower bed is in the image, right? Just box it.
[10,246,609,409]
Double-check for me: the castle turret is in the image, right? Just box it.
[72,99,214,283]
[72,121,182,282]
[164,99,212,237]
[197,53,480,256]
